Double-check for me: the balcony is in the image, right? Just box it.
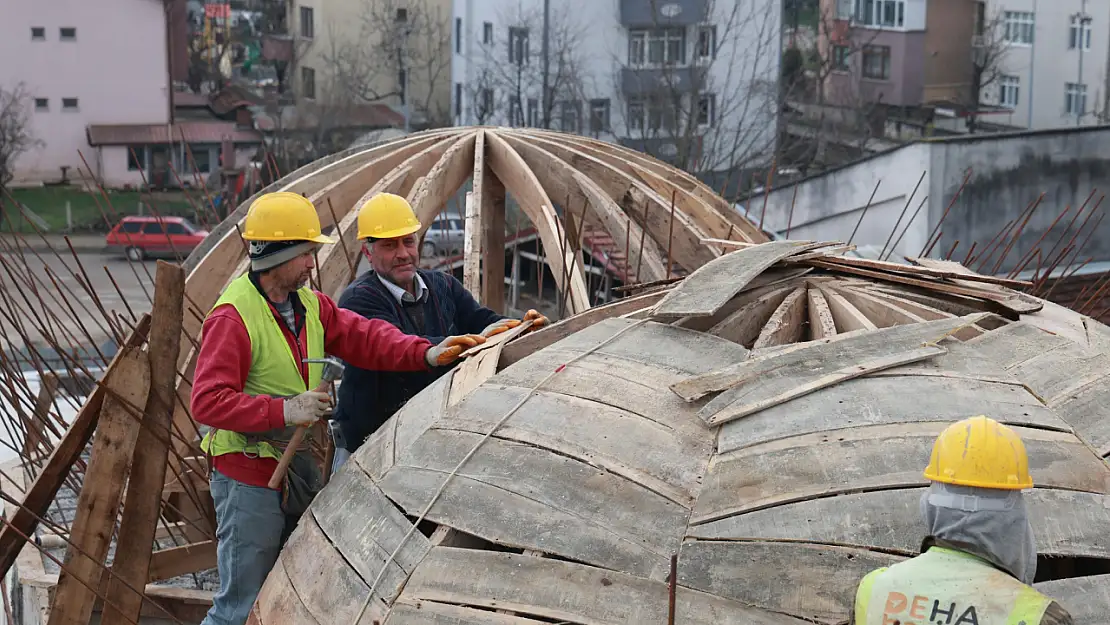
[621,66,707,97]
[619,0,709,26]
[618,135,703,165]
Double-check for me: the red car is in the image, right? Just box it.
[105,216,209,261]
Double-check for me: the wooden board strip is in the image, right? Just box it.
[962,320,1075,369]
[250,546,325,625]
[751,287,807,350]
[716,374,1068,454]
[817,284,877,332]
[1034,574,1110,624]
[673,313,988,402]
[830,284,925,327]
[806,287,837,340]
[679,540,903,623]
[448,347,501,407]
[707,285,795,347]
[695,422,1108,525]
[399,546,807,624]
[690,488,1110,560]
[651,241,820,318]
[50,347,152,625]
[674,267,810,332]
[1051,375,1110,455]
[701,345,947,426]
[1007,345,1110,405]
[387,599,552,624]
[462,187,482,294]
[823,254,1033,288]
[458,320,534,359]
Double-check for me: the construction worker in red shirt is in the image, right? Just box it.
[850,415,1072,625]
[190,191,485,625]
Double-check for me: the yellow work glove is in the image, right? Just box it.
[480,318,522,338]
[283,389,330,426]
[425,334,486,367]
[522,309,548,331]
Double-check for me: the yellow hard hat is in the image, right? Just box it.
[923,415,1033,490]
[242,192,335,244]
[357,192,421,240]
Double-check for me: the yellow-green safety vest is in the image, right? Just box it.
[854,546,1052,625]
[199,272,325,462]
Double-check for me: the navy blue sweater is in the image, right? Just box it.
[333,269,505,452]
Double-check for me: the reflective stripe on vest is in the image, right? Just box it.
[855,547,1052,625]
[200,272,325,462]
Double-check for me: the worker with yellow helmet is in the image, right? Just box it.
[328,192,547,471]
[850,415,1073,624]
[191,192,485,625]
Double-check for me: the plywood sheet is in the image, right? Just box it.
[690,488,1110,559]
[678,540,903,623]
[651,241,818,318]
[717,374,1068,454]
[252,557,324,625]
[1035,574,1110,624]
[399,547,807,625]
[1052,376,1110,454]
[1008,345,1110,404]
[696,423,1108,524]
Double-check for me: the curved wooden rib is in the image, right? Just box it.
[484,131,590,314]
[410,131,479,234]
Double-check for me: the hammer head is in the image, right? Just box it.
[302,356,345,382]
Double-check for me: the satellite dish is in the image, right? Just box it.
[660,3,682,18]
[659,142,678,157]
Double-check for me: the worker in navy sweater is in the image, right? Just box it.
[330,193,548,471]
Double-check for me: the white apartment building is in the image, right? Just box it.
[450,0,782,175]
[979,0,1110,129]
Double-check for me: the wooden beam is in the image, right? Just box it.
[49,347,152,625]
[0,314,150,579]
[463,191,481,294]
[476,132,508,312]
[102,261,186,624]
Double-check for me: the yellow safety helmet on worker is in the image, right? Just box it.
[357,192,421,240]
[242,191,335,244]
[923,414,1033,490]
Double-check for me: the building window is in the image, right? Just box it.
[861,45,891,80]
[627,99,645,131]
[998,75,1019,108]
[455,83,462,117]
[301,66,316,99]
[508,96,522,125]
[1069,14,1092,50]
[836,0,853,19]
[853,0,904,28]
[62,98,79,110]
[589,99,610,133]
[559,101,580,133]
[191,147,212,173]
[31,27,45,40]
[483,22,493,45]
[1065,82,1087,115]
[527,98,538,126]
[628,28,686,66]
[974,1,986,35]
[395,8,407,22]
[455,18,462,54]
[481,88,494,116]
[34,98,48,111]
[696,26,717,60]
[508,27,529,64]
[1003,11,1034,45]
[299,7,314,38]
[127,147,146,171]
[832,45,851,71]
[59,27,76,41]
[696,94,716,127]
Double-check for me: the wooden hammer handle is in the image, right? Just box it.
[268,383,329,490]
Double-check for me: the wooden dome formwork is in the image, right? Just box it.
[249,239,1110,624]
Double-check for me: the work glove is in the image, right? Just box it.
[283,390,331,427]
[522,309,548,331]
[480,318,522,338]
[425,334,485,367]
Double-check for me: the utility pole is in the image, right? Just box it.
[541,0,550,128]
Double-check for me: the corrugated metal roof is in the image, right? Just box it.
[86,121,263,146]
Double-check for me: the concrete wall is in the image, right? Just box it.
[1,0,169,185]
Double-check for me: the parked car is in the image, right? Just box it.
[105,216,208,261]
[421,213,465,258]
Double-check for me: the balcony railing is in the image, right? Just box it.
[619,0,709,26]
[620,66,707,97]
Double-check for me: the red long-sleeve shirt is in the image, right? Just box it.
[191,289,433,488]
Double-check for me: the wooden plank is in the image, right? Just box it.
[251,551,325,625]
[480,164,507,313]
[673,314,987,403]
[1035,574,1110,624]
[672,268,809,331]
[378,428,688,579]
[457,319,534,359]
[868,284,990,317]
[651,241,818,318]
[817,284,877,332]
[830,284,925,327]
[708,285,795,347]
[1051,375,1110,454]
[499,288,673,367]
[844,285,986,341]
[399,546,806,624]
[387,600,551,624]
[48,347,151,625]
[1007,345,1110,405]
[411,132,479,234]
[679,540,903,624]
[751,287,807,349]
[689,488,1110,561]
[806,287,837,340]
[821,254,1034,288]
[145,540,217,583]
[462,190,482,295]
[695,422,1109,525]
[310,462,430,605]
[962,320,1075,368]
[102,261,185,624]
[448,347,500,406]
[0,314,150,578]
[716,374,1069,454]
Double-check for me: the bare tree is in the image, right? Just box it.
[323,0,453,127]
[0,83,40,222]
[967,8,1010,133]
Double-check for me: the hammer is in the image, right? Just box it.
[268,356,345,489]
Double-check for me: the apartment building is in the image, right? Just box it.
[819,0,980,110]
[450,0,782,175]
[979,0,1110,129]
